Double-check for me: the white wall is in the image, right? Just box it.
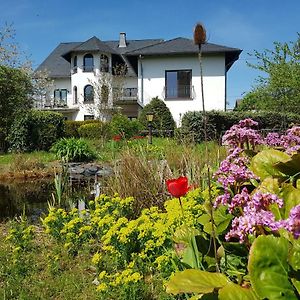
[70,52,114,120]
[50,78,72,103]
[138,54,226,125]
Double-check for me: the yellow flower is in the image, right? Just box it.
[92,252,102,265]
[96,282,108,292]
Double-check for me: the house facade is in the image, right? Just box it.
[36,33,241,125]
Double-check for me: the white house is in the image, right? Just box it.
[36,33,241,125]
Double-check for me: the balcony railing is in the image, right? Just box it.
[40,99,68,109]
[82,65,94,72]
[164,85,194,99]
[120,88,138,100]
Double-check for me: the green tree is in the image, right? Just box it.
[139,97,176,132]
[237,34,300,113]
[0,65,33,135]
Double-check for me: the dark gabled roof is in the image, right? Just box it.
[105,39,163,54]
[126,37,240,55]
[36,42,81,77]
[125,37,242,71]
[36,36,242,77]
[62,36,117,61]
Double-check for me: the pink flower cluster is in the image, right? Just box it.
[214,148,258,208]
[264,126,300,154]
[225,189,284,243]
[281,204,300,239]
[222,118,263,150]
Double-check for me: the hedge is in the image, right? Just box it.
[78,122,111,139]
[180,110,300,143]
[8,110,65,152]
[64,120,101,138]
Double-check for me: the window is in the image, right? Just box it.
[84,115,94,120]
[73,86,78,104]
[53,89,68,105]
[100,54,109,72]
[165,70,192,99]
[73,56,77,73]
[83,54,94,72]
[84,85,94,102]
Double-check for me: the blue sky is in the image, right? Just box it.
[1,0,299,107]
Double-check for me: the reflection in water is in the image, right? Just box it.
[0,177,96,221]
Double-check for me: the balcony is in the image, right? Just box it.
[82,65,94,73]
[37,99,79,113]
[164,85,194,100]
[120,88,138,100]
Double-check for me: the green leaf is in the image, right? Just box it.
[200,207,233,235]
[291,279,300,295]
[219,282,258,300]
[250,149,289,180]
[248,235,298,299]
[275,153,300,177]
[166,269,228,295]
[289,239,300,271]
[281,184,300,218]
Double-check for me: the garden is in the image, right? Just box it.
[1,98,300,299]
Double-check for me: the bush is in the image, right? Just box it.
[138,97,176,134]
[8,110,65,152]
[51,138,96,162]
[110,114,142,139]
[64,120,101,138]
[181,110,300,143]
[78,122,111,140]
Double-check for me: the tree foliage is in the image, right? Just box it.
[0,65,33,134]
[237,34,300,113]
[139,97,176,132]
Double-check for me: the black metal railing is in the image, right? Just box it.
[165,85,192,99]
[123,88,138,98]
[82,65,94,72]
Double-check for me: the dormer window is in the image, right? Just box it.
[100,54,109,72]
[83,54,94,72]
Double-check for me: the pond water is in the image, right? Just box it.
[0,177,97,221]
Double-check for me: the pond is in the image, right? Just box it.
[0,177,97,221]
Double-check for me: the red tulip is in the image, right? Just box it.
[166,176,189,198]
[112,135,122,141]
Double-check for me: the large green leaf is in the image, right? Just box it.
[248,235,298,299]
[166,269,228,295]
[257,177,280,194]
[250,149,289,180]
[199,207,233,235]
[219,282,258,300]
[173,225,202,269]
[275,153,300,177]
[289,239,300,271]
[281,184,300,218]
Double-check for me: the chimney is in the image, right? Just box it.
[119,32,127,48]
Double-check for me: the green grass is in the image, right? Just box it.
[0,151,56,165]
[0,221,100,300]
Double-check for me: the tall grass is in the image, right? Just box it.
[104,138,225,214]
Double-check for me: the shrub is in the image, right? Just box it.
[180,110,300,143]
[78,121,111,140]
[64,120,100,138]
[8,110,65,152]
[51,138,96,162]
[110,114,142,138]
[138,97,176,134]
